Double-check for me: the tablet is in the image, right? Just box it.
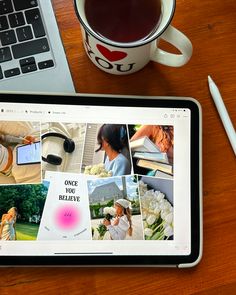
[16,142,41,165]
[0,93,202,267]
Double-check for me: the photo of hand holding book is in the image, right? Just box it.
[129,125,174,179]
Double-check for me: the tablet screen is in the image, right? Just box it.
[0,95,201,266]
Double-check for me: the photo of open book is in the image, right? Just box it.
[129,136,161,153]
[137,159,173,175]
[133,151,169,164]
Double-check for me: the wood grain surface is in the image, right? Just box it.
[0,0,236,294]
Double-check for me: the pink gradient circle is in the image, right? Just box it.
[55,205,80,230]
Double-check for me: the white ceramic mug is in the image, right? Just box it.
[74,0,193,75]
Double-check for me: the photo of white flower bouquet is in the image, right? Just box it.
[84,163,112,178]
[139,180,174,240]
[96,206,116,240]
[103,206,116,217]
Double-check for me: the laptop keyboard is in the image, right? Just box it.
[0,0,54,80]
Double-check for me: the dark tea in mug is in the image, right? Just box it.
[85,0,162,43]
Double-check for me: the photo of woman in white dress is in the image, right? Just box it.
[0,207,17,240]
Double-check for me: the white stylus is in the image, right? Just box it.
[208,75,236,155]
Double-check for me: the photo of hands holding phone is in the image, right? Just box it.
[0,121,41,185]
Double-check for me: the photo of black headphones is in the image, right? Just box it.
[41,132,75,166]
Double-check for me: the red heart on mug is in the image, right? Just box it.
[96,44,127,62]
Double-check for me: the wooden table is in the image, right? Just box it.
[1,0,236,294]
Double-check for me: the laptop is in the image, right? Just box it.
[0,0,75,93]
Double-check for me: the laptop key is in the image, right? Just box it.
[12,38,50,59]
[16,26,33,42]
[38,59,54,70]
[21,64,37,74]
[0,47,12,63]
[4,67,20,78]
[0,16,9,31]
[0,29,17,46]
[20,57,35,67]
[8,12,25,28]
[0,0,13,15]
[12,0,38,11]
[25,8,45,38]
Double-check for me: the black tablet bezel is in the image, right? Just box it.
[0,93,201,267]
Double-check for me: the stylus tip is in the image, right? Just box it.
[208,75,213,84]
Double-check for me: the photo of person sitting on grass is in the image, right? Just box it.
[0,182,49,241]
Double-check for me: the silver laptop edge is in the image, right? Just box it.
[0,0,75,93]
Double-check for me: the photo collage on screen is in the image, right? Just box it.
[0,122,174,242]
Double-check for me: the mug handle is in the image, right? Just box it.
[150,25,193,67]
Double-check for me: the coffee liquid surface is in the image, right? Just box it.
[85,0,162,43]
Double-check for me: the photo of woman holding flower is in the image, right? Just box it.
[88,175,143,240]
[103,199,132,240]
